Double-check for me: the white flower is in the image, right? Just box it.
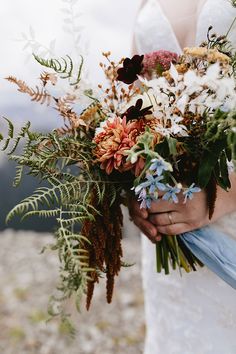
[176,93,189,114]
[169,63,180,84]
[170,116,188,136]
[139,59,236,137]
[184,70,203,95]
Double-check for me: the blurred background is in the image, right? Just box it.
[0,0,141,231]
[0,1,144,353]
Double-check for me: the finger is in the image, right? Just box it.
[156,223,190,236]
[133,216,161,243]
[128,197,148,219]
[148,211,181,226]
[148,199,178,214]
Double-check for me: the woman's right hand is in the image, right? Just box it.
[127,195,161,243]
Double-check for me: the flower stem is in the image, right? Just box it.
[226,16,236,37]
[162,237,170,275]
[156,242,163,273]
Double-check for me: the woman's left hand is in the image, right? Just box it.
[148,189,209,235]
[128,173,236,241]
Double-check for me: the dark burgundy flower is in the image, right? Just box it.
[121,98,153,121]
[117,55,144,84]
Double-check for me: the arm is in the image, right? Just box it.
[128,173,236,242]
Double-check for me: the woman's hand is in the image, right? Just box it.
[128,173,236,243]
[128,190,208,243]
[148,190,209,236]
[128,195,162,243]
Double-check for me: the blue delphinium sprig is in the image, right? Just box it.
[139,192,156,209]
[162,184,182,203]
[183,183,201,203]
[149,158,173,176]
[132,174,166,207]
[134,174,166,194]
[132,152,202,209]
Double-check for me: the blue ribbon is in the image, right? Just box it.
[180,226,236,289]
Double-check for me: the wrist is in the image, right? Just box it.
[210,173,236,223]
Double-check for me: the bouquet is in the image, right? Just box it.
[1,28,236,317]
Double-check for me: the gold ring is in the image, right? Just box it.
[168,212,173,225]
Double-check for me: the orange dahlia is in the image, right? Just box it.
[93,116,142,174]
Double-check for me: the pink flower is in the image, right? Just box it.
[143,50,178,77]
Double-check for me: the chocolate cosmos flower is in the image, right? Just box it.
[117,54,144,84]
[121,98,153,121]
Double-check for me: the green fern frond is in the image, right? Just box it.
[1,137,10,151]
[21,208,60,221]
[6,177,101,224]
[70,55,83,85]
[1,119,31,155]
[109,184,119,206]
[33,53,83,86]
[1,117,14,151]
[33,54,71,74]
[4,117,14,138]
[6,185,60,223]
[33,54,72,81]
[59,215,93,227]
[13,165,24,187]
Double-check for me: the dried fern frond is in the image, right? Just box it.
[40,71,58,86]
[6,76,51,105]
[55,98,86,129]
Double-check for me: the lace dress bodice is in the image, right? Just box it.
[134,1,236,353]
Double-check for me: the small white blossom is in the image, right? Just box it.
[169,63,180,84]
[176,93,189,114]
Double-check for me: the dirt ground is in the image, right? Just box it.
[0,223,145,354]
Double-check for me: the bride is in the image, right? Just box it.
[130,0,236,353]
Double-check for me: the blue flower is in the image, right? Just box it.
[134,174,166,196]
[132,175,167,209]
[149,158,172,176]
[132,186,157,209]
[136,187,147,201]
[183,183,201,203]
[147,175,167,194]
[139,195,154,209]
[162,184,181,203]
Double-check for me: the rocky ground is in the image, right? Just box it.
[0,223,145,354]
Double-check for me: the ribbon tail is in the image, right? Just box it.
[180,226,236,289]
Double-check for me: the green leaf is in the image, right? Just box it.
[198,139,226,188]
[214,151,231,190]
[167,137,177,156]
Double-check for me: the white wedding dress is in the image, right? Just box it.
[134,1,236,353]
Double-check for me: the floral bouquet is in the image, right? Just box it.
[1,28,236,316]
